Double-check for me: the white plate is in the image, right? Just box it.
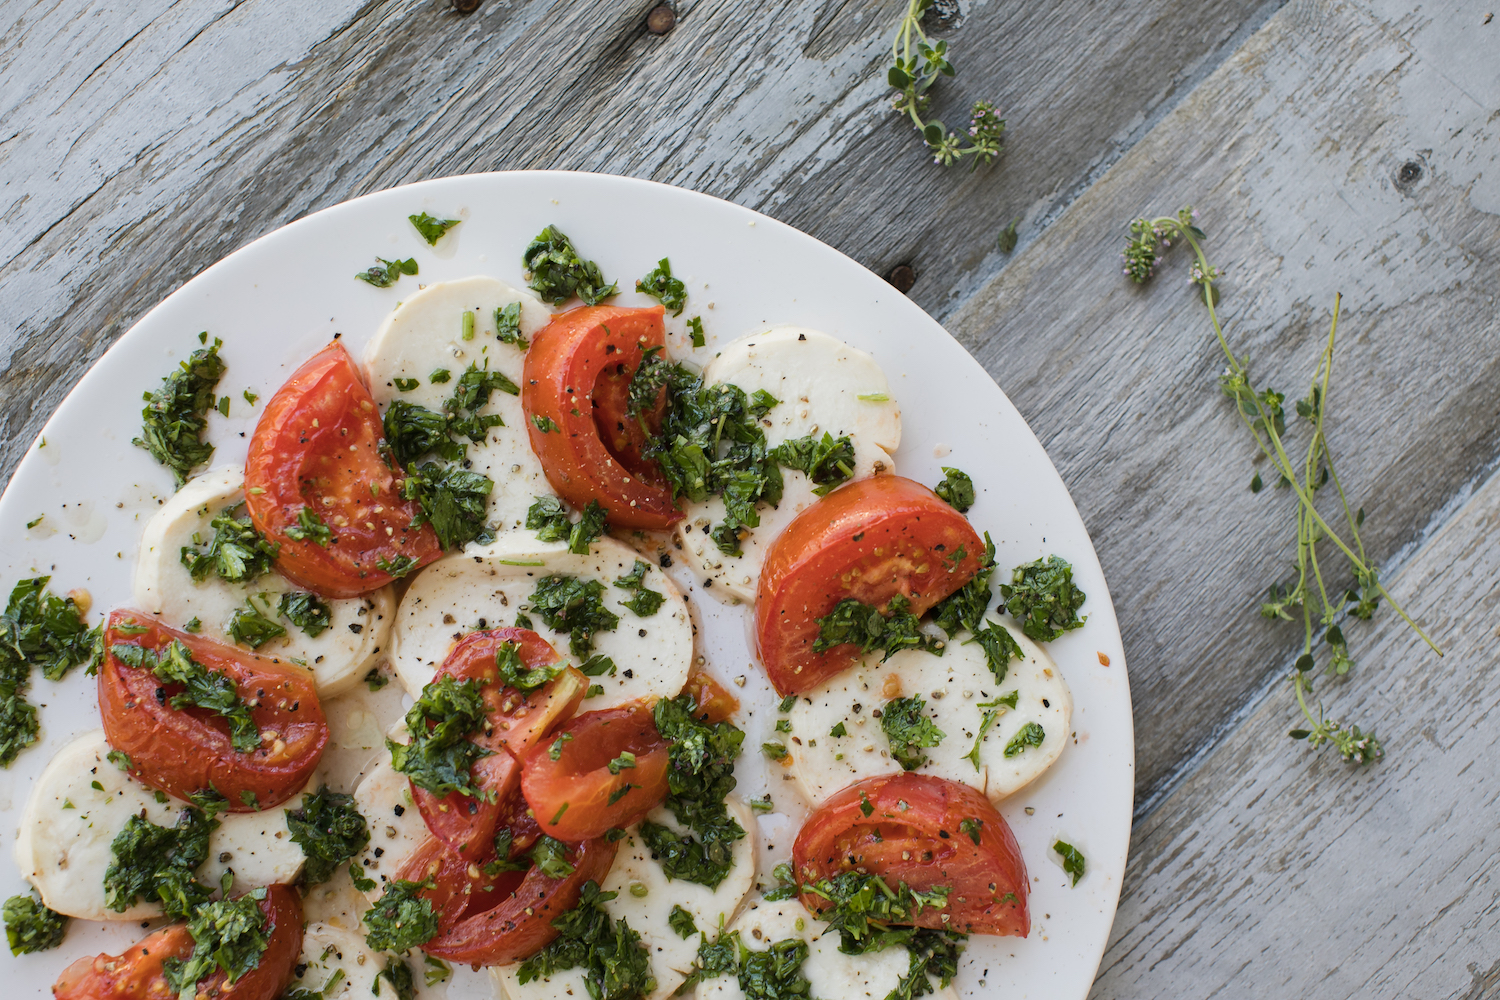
[0,172,1133,999]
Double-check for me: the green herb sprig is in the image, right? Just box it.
[134,337,228,488]
[887,0,1005,168]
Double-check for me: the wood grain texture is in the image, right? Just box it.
[1091,451,1500,999]
[0,0,1277,485]
[946,0,1500,813]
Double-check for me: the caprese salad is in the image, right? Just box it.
[0,220,1091,1000]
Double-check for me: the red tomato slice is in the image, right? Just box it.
[521,305,683,529]
[244,341,441,598]
[793,773,1029,937]
[395,836,510,933]
[53,885,303,1000]
[422,837,618,966]
[681,667,740,725]
[520,703,671,841]
[99,611,327,811]
[755,475,985,695]
[410,629,587,857]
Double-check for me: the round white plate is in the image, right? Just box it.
[0,172,1132,999]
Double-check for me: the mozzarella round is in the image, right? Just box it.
[674,327,901,602]
[391,533,693,711]
[695,895,957,1000]
[133,465,396,697]
[286,922,385,1000]
[349,754,429,902]
[786,623,1071,805]
[15,730,306,920]
[364,276,553,534]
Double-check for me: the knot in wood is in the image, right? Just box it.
[646,3,677,34]
[886,264,917,294]
[450,0,482,12]
[1397,161,1423,186]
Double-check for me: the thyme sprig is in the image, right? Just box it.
[1125,207,1439,764]
[887,0,1005,168]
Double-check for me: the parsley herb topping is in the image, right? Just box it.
[164,892,270,995]
[613,559,664,617]
[134,337,228,487]
[1054,840,1085,886]
[357,257,418,288]
[934,466,975,511]
[516,881,655,1000]
[523,226,618,307]
[180,505,280,584]
[111,639,260,753]
[813,594,940,660]
[529,575,620,658]
[278,591,332,638]
[283,507,333,547]
[401,462,495,550]
[104,807,217,919]
[3,893,67,955]
[389,675,493,800]
[526,496,607,554]
[880,696,946,770]
[771,432,856,496]
[1001,556,1087,642]
[0,577,99,766]
[286,786,369,886]
[409,212,460,245]
[364,880,438,954]
[495,301,529,349]
[226,596,285,649]
[635,258,687,316]
[1003,721,1045,758]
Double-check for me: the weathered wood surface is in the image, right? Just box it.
[4,0,1500,994]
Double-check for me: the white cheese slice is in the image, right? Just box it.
[492,963,593,1000]
[364,276,553,534]
[286,922,385,1000]
[391,533,692,711]
[349,754,429,902]
[695,896,957,1000]
[673,326,901,602]
[15,730,306,921]
[133,465,396,697]
[786,624,1071,806]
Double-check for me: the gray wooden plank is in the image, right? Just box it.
[945,0,1500,813]
[0,0,1277,486]
[1088,437,1500,998]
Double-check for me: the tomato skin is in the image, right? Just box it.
[99,611,327,811]
[395,836,510,933]
[53,885,304,1000]
[520,703,671,841]
[522,305,683,529]
[756,476,985,695]
[411,629,587,858]
[681,667,740,725]
[422,837,618,966]
[793,773,1029,937]
[244,341,441,598]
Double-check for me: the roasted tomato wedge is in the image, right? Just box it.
[522,304,683,529]
[53,885,303,1000]
[410,628,587,857]
[793,773,1029,937]
[681,667,740,725]
[422,837,618,966]
[244,340,441,597]
[756,475,985,695]
[394,836,514,933]
[520,703,671,841]
[99,611,327,810]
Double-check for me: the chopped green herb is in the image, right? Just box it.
[388,675,493,800]
[1001,556,1087,642]
[964,710,996,771]
[857,392,890,402]
[668,904,697,939]
[393,377,419,392]
[586,684,605,698]
[349,863,376,894]
[163,893,269,995]
[356,257,418,288]
[3,893,67,955]
[134,337,228,487]
[401,462,495,550]
[383,401,461,466]
[495,301,529,349]
[549,732,574,760]
[423,955,453,987]
[182,616,202,633]
[813,594,939,660]
[579,654,617,677]
[226,597,286,649]
[284,506,334,547]
[529,836,577,879]
[517,881,654,998]
[829,722,847,738]
[409,212,460,245]
[613,559,664,617]
[967,620,1023,684]
[375,956,415,1000]
[104,808,216,919]
[774,719,791,733]
[1003,722,1045,758]
[642,693,747,890]
[429,368,452,384]
[217,395,231,417]
[739,936,815,1000]
[959,818,984,845]
[532,414,560,433]
[363,880,438,953]
[494,640,565,693]
[771,432,856,496]
[278,591,332,638]
[881,696,945,770]
[636,258,687,315]
[529,575,620,658]
[686,316,706,348]
[180,505,280,584]
[239,789,259,809]
[748,794,773,814]
[934,467,975,512]
[799,870,960,963]
[107,749,133,770]
[286,786,369,886]
[522,226,619,307]
[376,554,419,578]
[607,751,637,775]
[186,787,230,818]
[243,389,258,405]
[1054,840,1085,886]
[24,516,42,530]
[777,694,798,713]
[111,639,259,752]
[0,576,99,767]
[762,741,788,761]
[930,533,996,638]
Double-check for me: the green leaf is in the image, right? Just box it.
[356,258,418,288]
[888,65,912,88]
[1000,555,1087,642]
[388,675,493,799]
[1003,722,1045,758]
[3,893,68,955]
[286,786,369,886]
[363,880,438,954]
[529,575,620,658]
[880,696,946,770]
[133,338,227,487]
[1053,840,1086,886]
[522,226,618,306]
[409,212,460,245]
[636,258,688,316]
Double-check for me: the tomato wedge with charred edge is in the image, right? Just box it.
[520,703,671,841]
[395,836,515,934]
[756,475,985,695]
[522,304,683,529]
[245,340,441,598]
[99,611,327,811]
[53,885,303,1000]
[423,837,617,966]
[793,773,1028,937]
[411,628,587,858]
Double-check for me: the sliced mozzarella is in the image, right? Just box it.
[786,624,1071,805]
[696,896,956,1000]
[391,533,692,711]
[15,731,306,921]
[492,963,593,1000]
[365,276,553,534]
[673,327,901,602]
[349,754,429,902]
[600,795,758,994]
[133,465,396,697]
[286,922,384,1000]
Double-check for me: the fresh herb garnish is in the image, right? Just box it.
[376,554,418,578]
[111,639,259,753]
[278,591,332,638]
[365,668,389,692]
[409,212,459,245]
[364,880,438,954]
[529,836,577,879]
[532,414,560,433]
[388,675,493,800]
[522,226,618,306]
[180,505,280,584]
[356,257,418,288]
[686,316,706,348]
[226,596,286,649]
[383,401,462,466]
[959,817,983,845]
[1001,556,1087,642]
[516,881,654,999]
[163,892,269,995]
[1003,721,1045,758]
[880,696,945,770]
[761,741,788,761]
[493,640,565,693]
[423,955,452,987]
[283,507,333,547]
[931,533,995,638]
[613,559,664,617]
[529,575,620,657]
[286,786,369,886]
[134,337,228,487]
[376,956,415,1000]
[739,937,816,1000]
[3,893,67,955]
[103,808,217,919]
[668,904,697,939]
[813,594,939,660]
[934,467,975,511]
[635,258,687,316]
[1054,840,1085,886]
[349,863,376,894]
[401,462,495,550]
[887,0,1005,168]
[966,620,1022,684]
[495,301,529,349]
[771,432,856,496]
[800,870,959,959]
[393,377,419,392]
[526,496,607,554]
[0,577,99,764]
